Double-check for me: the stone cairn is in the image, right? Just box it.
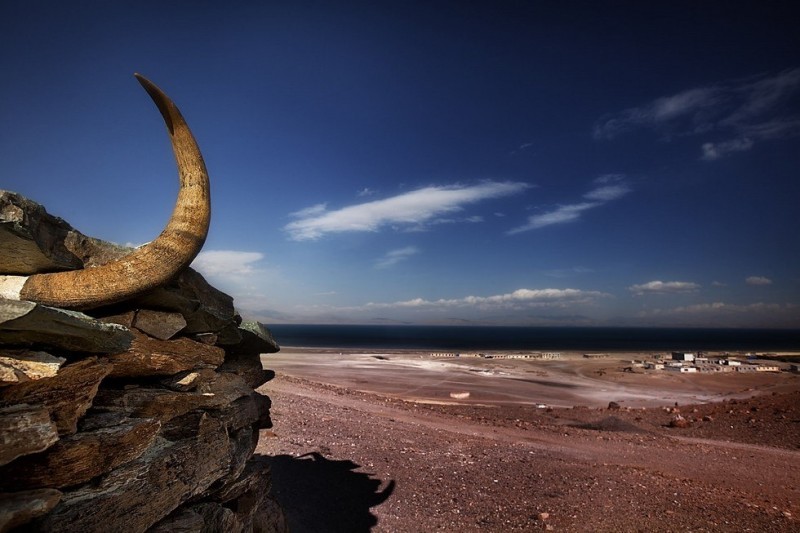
[0,190,285,532]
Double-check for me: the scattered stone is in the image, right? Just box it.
[607,401,621,410]
[538,511,550,520]
[669,414,690,428]
[0,404,58,466]
[132,309,187,340]
[702,415,714,422]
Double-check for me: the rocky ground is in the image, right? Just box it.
[256,373,800,532]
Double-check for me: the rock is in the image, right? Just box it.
[0,350,65,385]
[0,488,62,533]
[0,190,84,275]
[30,417,233,532]
[219,351,275,389]
[195,427,258,502]
[0,357,112,434]
[0,417,161,490]
[0,404,59,466]
[253,497,289,533]
[538,512,550,521]
[208,458,271,504]
[133,310,187,340]
[702,415,713,422]
[213,392,272,431]
[669,414,690,428]
[97,311,136,328]
[148,508,205,532]
[124,268,239,337]
[0,299,133,354]
[107,330,224,378]
[93,371,252,423]
[190,502,243,533]
[607,401,621,410]
[225,321,280,355]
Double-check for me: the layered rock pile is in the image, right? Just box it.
[0,190,285,532]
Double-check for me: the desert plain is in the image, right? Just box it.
[256,349,800,532]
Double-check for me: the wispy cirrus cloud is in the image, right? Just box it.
[508,175,630,234]
[629,280,701,295]
[746,275,773,286]
[638,302,799,327]
[594,68,800,160]
[375,246,420,269]
[285,181,529,241]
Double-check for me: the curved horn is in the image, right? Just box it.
[2,74,210,310]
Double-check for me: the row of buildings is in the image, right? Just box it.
[429,352,562,360]
[638,352,781,373]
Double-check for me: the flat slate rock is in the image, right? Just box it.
[0,190,84,275]
[133,309,187,340]
[0,417,161,490]
[31,417,233,532]
[0,350,65,385]
[107,330,224,378]
[0,299,133,354]
[226,321,280,355]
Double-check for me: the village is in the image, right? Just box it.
[429,350,800,374]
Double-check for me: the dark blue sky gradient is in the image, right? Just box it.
[2,2,799,326]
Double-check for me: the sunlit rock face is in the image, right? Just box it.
[0,191,285,532]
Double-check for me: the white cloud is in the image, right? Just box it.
[285,181,529,241]
[746,276,773,286]
[363,288,609,310]
[594,68,800,159]
[357,188,375,197]
[508,177,631,234]
[375,246,420,269]
[637,301,800,327]
[629,280,701,295]
[192,250,265,277]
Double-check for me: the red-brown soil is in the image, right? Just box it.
[256,351,800,532]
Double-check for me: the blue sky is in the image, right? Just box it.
[2,2,799,327]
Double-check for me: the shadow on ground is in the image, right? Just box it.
[266,451,395,532]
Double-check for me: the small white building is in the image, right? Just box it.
[672,352,695,362]
[665,365,698,373]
